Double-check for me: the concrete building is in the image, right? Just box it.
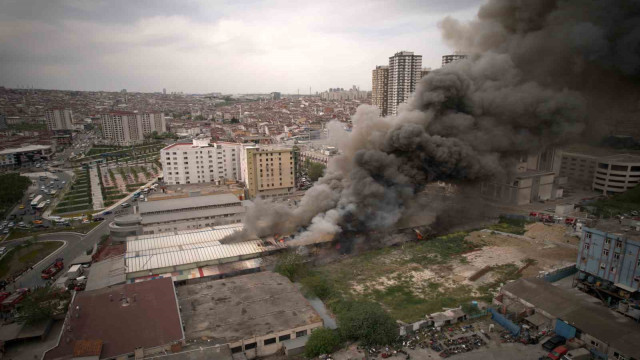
[101,111,166,145]
[388,51,422,116]
[420,67,431,79]
[0,144,52,168]
[575,221,640,295]
[495,277,640,360]
[44,108,73,131]
[44,278,184,360]
[161,136,242,185]
[480,152,559,205]
[109,192,246,240]
[241,145,296,199]
[554,145,640,192]
[442,54,468,66]
[592,154,640,194]
[0,114,7,130]
[301,145,338,165]
[372,65,389,116]
[177,271,323,359]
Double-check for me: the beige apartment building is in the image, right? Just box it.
[101,111,166,145]
[241,145,295,199]
[372,65,389,116]
[44,108,73,131]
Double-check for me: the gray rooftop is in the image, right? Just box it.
[85,255,126,291]
[176,271,322,344]
[502,278,640,358]
[139,193,241,214]
[141,205,245,225]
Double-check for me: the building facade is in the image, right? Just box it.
[101,111,166,145]
[241,145,295,199]
[161,137,242,185]
[576,223,640,293]
[592,155,640,195]
[442,54,468,66]
[388,51,422,116]
[0,144,52,168]
[372,65,389,116]
[44,108,73,131]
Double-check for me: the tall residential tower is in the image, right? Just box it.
[372,66,389,116]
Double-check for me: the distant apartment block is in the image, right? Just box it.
[101,111,166,145]
[442,54,468,66]
[388,51,422,116]
[44,108,73,131]
[161,136,242,185]
[241,145,295,199]
[576,221,640,293]
[0,114,7,130]
[372,65,389,116]
[420,67,431,79]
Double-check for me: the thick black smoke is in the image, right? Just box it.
[238,0,640,245]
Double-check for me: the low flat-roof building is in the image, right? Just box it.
[109,192,246,241]
[0,144,52,168]
[44,278,184,360]
[495,278,640,360]
[177,271,323,359]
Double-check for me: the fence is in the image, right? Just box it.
[488,308,520,336]
[538,264,577,283]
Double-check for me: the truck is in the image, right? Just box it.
[561,348,591,360]
[41,258,64,279]
[36,201,47,211]
[1,288,29,311]
[67,264,84,280]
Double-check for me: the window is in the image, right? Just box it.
[244,342,256,350]
[231,346,242,354]
[616,240,622,248]
[600,263,606,270]
[603,249,609,256]
[264,337,276,345]
[296,330,307,338]
[605,238,611,245]
[278,334,291,342]
[584,243,590,250]
[610,266,616,273]
[614,253,621,260]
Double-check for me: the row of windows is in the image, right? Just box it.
[230,330,309,354]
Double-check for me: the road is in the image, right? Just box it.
[5,209,120,289]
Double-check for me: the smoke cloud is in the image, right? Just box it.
[238,0,640,245]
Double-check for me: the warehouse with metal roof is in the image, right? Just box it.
[124,224,286,280]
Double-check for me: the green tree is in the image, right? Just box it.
[301,274,333,300]
[16,287,71,325]
[307,162,326,182]
[305,328,341,358]
[0,173,31,217]
[337,301,398,346]
[274,251,306,281]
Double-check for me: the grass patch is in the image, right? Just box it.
[487,216,531,235]
[588,186,640,218]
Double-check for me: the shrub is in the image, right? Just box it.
[305,328,341,358]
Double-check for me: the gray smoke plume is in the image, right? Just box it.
[237,0,640,245]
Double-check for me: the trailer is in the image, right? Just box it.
[1,288,29,311]
[41,258,64,279]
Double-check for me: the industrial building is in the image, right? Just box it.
[160,136,243,185]
[494,278,640,360]
[44,278,184,360]
[0,144,52,168]
[109,192,246,241]
[176,271,323,359]
[240,144,296,199]
[575,221,640,301]
[480,152,561,205]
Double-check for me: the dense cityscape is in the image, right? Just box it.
[0,1,639,360]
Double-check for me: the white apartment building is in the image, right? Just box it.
[240,145,295,199]
[372,65,389,116]
[388,51,422,116]
[45,108,73,131]
[101,111,166,145]
[161,136,242,185]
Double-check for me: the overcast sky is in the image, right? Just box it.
[0,0,483,94]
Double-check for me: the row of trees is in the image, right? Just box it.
[274,252,398,357]
[0,173,31,217]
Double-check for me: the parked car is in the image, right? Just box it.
[121,203,131,208]
[548,345,569,360]
[18,204,25,209]
[103,211,113,215]
[542,335,566,352]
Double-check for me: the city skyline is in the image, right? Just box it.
[0,0,482,94]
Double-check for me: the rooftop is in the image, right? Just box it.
[45,278,183,360]
[584,221,640,242]
[124,224,285,276]
[599,154,640,164]
[138,193,241,214]
[502,278,640,359]
[0,144,52,154]
[176,272,322,344]
[141,205,245,225]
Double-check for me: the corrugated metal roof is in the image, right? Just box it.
[140,206,245,225]
[138,193,241,214]
[124,224,284,274]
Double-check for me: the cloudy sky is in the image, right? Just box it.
[0,0,483,94]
